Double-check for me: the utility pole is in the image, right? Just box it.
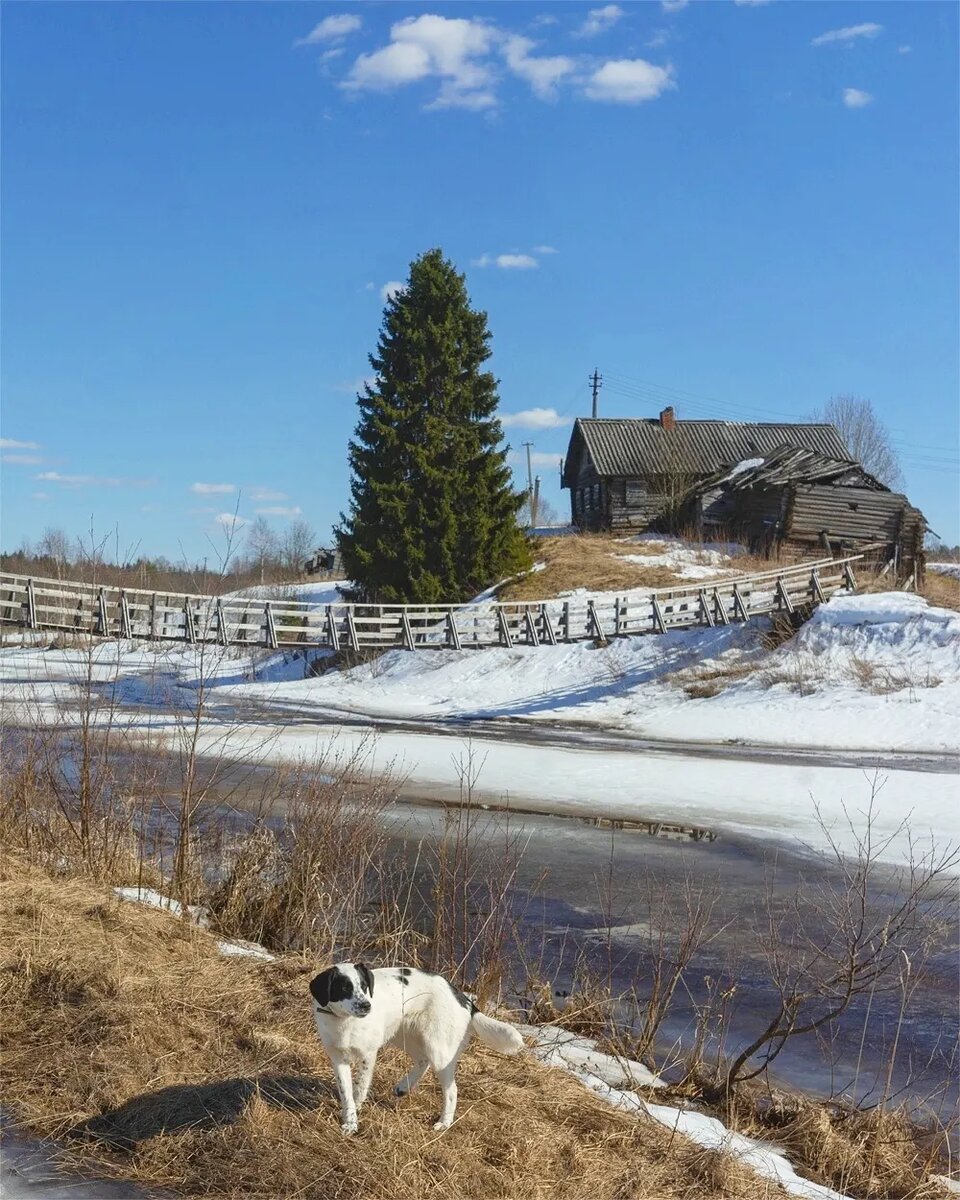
[522,441,535,524]
[590,368,602,418]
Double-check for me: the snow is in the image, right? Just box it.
[112,887,275,960]
[530,1036,852,1199]
[2,592,957,865]
[928,561,960,579]
[613,536,743,582]
[225,580,350,606]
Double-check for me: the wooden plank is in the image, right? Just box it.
[732,585,748,622]
[540,604,557,646]
[26,579,37,630]
[345,609,360,652]
[400,611,416,651]
[651,596,666,634]
[183,600,197,644]
[119,592,133,640]
[264,603,279,650]
[614,596,623,637]
[775,577,795,615]
[698,590,715,628]
[843,562,858,591]
[97,589,110,637]
[497,608,513,648]
[216,599,229,646]
[562,601,571,643]
[445,612,462,651]
[587,600,607,644]
[712,588,729,625]
[524,609,539,646]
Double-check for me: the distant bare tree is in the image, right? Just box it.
[246,516,280,584]
[815,394,903,488]
[37,527,71,580]
[280,519,316,577]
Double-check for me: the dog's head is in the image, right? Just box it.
[309,962,375,1019]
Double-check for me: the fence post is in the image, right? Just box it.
[264,603,278,649]
[712,588,729,625]
[539,604,557,646]
[843,561,858,591]
[524,609,539,646]
[326,605,340,652]
[698,590,715,628]
[25,579,37,630]
[119,591,132,640]
[810,569,825,605]
[562,601,571,643]
[401,611,416,651]
[775,577,795,615]
[497,608,513,648]
[445,611,462,651]
[216,599,229,646]
[587,600,607,644]
[345,609,360,652]
[184,600,197,644]
[732,585,748,622]
[97,588,110,637]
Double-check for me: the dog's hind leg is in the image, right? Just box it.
[394,1058,428,1098]
[353,1053,377,1108]
[431,1059,459,1131]
[333,1058,358,1134]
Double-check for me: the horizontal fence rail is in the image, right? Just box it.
[0,557,861,653]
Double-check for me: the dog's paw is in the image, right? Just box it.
[340,1119,359,1136]
[432,1117,453,1132]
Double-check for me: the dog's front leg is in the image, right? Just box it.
[333,1058,358,1134]
[352,1053,377,1109]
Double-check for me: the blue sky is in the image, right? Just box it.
[3,1,958,563]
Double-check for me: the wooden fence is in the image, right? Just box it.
[0,556,860,653]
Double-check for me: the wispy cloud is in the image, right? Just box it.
[897,44,912,54]
[660,0,688,13]
[812,23,882,47]
[502,35,574,100]
[2,453,43,465]
[501,407,571,430]
[472,252,540,270]
[248,487,289,502]
[533,244,558,255]
[295,13,362,48]
[575,5,625,38]
[380,280,405,301]
[215,512,249,532]
[646,29,672,49]
[32,492,50,501]
[584,59,676,104]
[842,87,874,108]
[1,437,40,450]
[255,505,303,518]
[190,482,236,495]
[37,471,153,487]
[733,0,772,6]
[331,375,377,395]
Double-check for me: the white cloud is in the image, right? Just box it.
[584,58,676,103]
[32,492,50,501]
[842,87,874,108]
[646,29,671,49]
[190,482,236,495]
[36,471,152,487]
[473,252,540,269]
[215,512,249,532]
[533,244,558,255]
[502,35,574,100]
[576,5,625,38]
[733,0,772,6]
[255,505,303,518]
[295,14,362,47]
[501,407,571,430]
[248,487,289,502]
[380,280,405,301]
[496,253,538,269]
[2,453,43,465]
[0,437,40,450]
[811,23,882,47]
[660,0,688,13]
[346,14,496,110]
[897,44,912,54]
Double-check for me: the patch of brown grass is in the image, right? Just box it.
[500,536,707,601]
[921,570,960,612]
[0,858,781,1200]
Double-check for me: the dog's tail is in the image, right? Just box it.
[470,1011,525,1055]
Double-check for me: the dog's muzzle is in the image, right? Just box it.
[354,1001,372,1016]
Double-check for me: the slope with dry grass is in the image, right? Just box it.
[0,857,782,1200]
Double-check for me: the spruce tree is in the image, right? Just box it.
[336,249,531,604]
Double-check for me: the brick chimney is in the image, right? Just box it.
[660,406,676,431]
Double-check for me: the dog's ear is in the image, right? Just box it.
[309,967,336,1008]
[356,963,375,997]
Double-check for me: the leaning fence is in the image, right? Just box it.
[0,556,859,653]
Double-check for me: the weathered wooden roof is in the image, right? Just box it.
[562,418,850,486]
[716,443,885,491]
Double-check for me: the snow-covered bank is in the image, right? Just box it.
[209,592,959,755]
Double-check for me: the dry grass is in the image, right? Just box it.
[500,535,712,601]
[0,857,782,1200]
[921,570,960,612]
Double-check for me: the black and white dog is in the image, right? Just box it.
[309,962,524,1134]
